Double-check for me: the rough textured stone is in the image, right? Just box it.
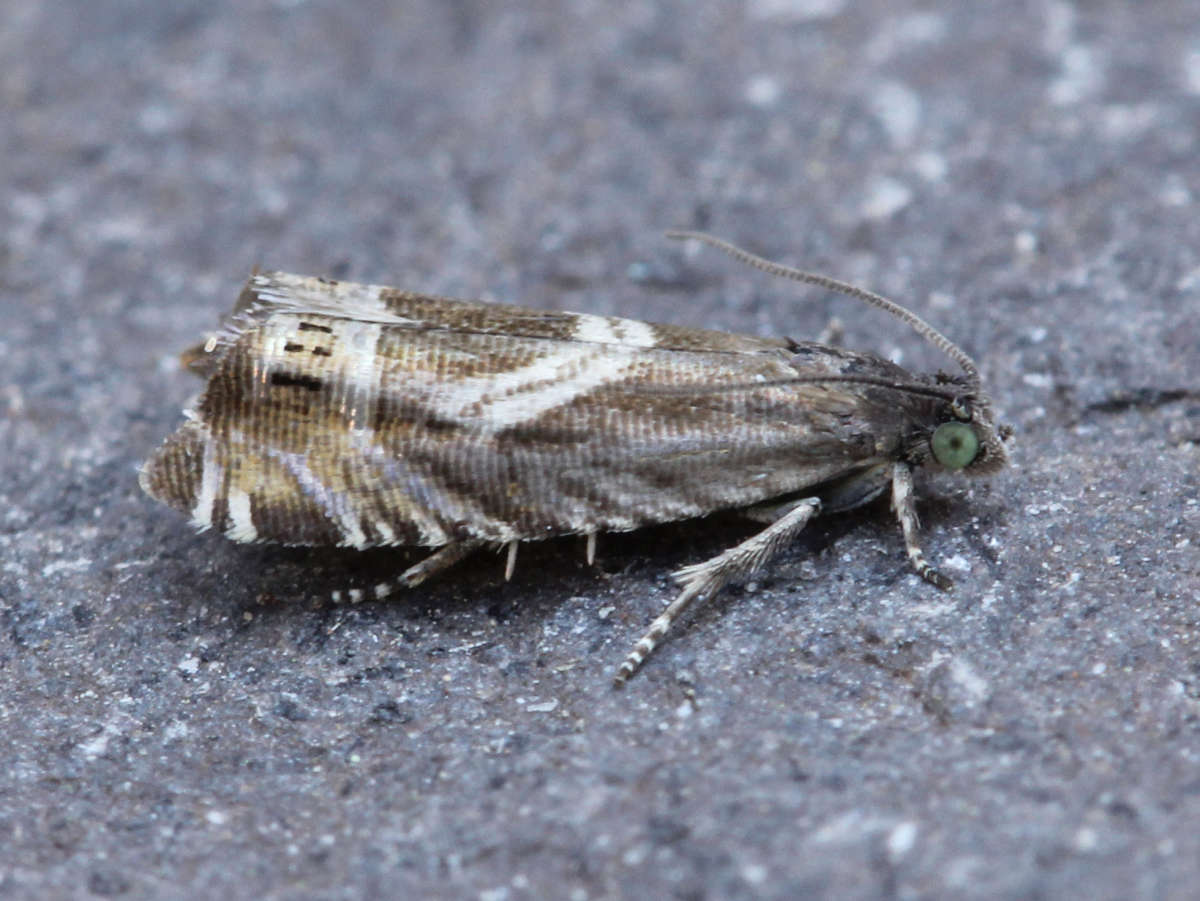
[1,1,1196,898]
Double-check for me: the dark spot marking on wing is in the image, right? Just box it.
[269,372,324,392]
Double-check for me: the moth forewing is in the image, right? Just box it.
[140,233,1009,687]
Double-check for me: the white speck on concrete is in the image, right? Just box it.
[912,151,947,182]
[1159,175,1191,207]
[745,75,781,107]
[894,12,946,45]
[1101,104,1158,141]
[749,0,845,20]
[1184,48,1200,94]
[1043,1,1076,52]
[812,810,891,844]
[1176,266,1200,290]
[79,729,114,760]
[943,554,972,573]
[950,658,989,703]
[886,821,919,860]
[870,81,921,147]
[42,557,93,578]
[1050,45,1102,105]
[741,862,768,885]
[860,176,912,220]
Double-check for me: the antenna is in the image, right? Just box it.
[666,230,981,390]
[624,373,964,402]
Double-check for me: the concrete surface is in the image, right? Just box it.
[1,1,1197,898]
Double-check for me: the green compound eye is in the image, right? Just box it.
[931,422,979,470]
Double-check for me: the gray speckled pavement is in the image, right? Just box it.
[2,2,1197,898]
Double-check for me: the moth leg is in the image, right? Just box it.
[890,462,953,590]
[740,494,831,524]
[399,539,487,589]
[331,540,487,604]
[614,497,821,686]
[504,541,519,581]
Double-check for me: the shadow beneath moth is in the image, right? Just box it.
[141,232,1011,686]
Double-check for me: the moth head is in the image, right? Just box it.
[929,395,1010,475]
[664,231,1013,476]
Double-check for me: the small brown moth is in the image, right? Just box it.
[141,232,1010,685]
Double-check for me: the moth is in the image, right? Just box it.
[141,232,1010,685]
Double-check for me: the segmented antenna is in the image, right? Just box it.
[666,230,981,390]
[626,373,965,402]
